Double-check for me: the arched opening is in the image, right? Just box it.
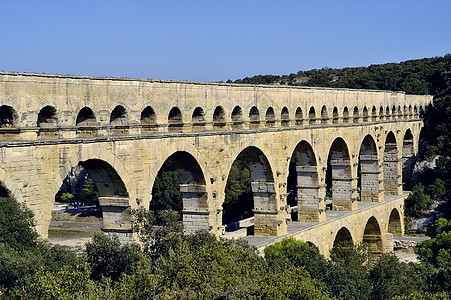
[419,105,425,118]
[362,106,369,122]
[388,208,403,236]
[333,227,353,247]
[397,106,402,119]
[326,138,355,210]
[141,106,157,133]
[343,107,350,123]
[408,105,413,118]
[385,106,390,118]
[231,106,243,129]
[151,151,208,234]
[414,106,418,117]
[51,159,130,245]
[265,107,275,127]
[403,105,408,119]
[391,105,396,119]
[308,106,316,125]
[295,107,303,125]
[0,105,17,128]
[379,106,384,120]
[213,106,226,128]
[332,107,339,124]
[191,107,205,130]
[402,129,415,189]
[110,105,128,134]
[281,107,290,126]
[249,106,260,129]
[353,106,360,123]
[76,107,97,137]
[358,135,380,202]
[38,105,58,127]
[384,132,399,195]
[168,106,183,132]
[37,106,58,138]
[287,141,324,222]
[224,146,282,236]
[321,105,328,124]
[371,106,377,121]
[363,216,383,255]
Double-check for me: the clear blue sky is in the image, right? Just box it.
[1,0,450,82]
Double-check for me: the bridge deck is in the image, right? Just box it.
[241,192,408,252]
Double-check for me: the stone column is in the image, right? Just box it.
[384,143,402,195]
[99,197,133,243]
[296,166,326,222]
[180,184,211,234]
[331,159,358,211]
[360,155,383,202]
[251,182,287,236]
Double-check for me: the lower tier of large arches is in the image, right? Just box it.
[245,192,406,258]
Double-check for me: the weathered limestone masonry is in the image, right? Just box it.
[0,72,431,252]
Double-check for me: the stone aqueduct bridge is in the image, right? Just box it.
[0,72,432,255]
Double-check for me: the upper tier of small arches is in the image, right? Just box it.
[0,72,432,138]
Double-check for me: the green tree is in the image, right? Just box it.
[80,177,99,207]
[405,184,433,218]
[150,159,182,212]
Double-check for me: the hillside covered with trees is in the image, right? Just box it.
[231,54,451,95]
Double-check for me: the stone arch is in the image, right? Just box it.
[192,107,205,129]
[362,216,383,255]
[391,105,396,118]
[397,105,402,119]
[343,106,350,123]
[141,106,157,133]
[333,227,354,247]
[403,105,408,119]
[37,105,58,127]
[379,106,384,120]
[414,105,418,117]
[408,105,413,118]
[77,107,96,126]
[362,106,369,122]
[152,151,209,234]
[371,106,377,121]
[76,107,97,137]
[231,106,243,128]
[265,107,275,127]
[308,106,316,125]
[141,106,156,125]
[53,154,135,241]
[224,146,281,236]
[281,106,290,126]
[385,106,390,118]
[110,105,128,125]
[332,107,339,124]
[288,141,325,222]
[168,106,183,131]
[353,106,360,123]
[388,208,403,236]
[358,135,381,202]
[384,131,400,195]
[0,167,23,203]
[0,105,18,128]
[320,105,328,124]
[213,106,226,128]
[295,107,303,125]
[326,137,355,210]
[249,106,260,128]
[402,129,415,189]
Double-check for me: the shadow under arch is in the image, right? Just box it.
[333,227,354,247]
[223,146,282,236]
[150,151,209,234]
[363,216,383,255]
[76,107,97,137]
[358,135,380,202]
[388,208,403,236]
[326,137,354,210]
[287,140,325,222]
[402,129,415,189]
[384,131,400,195]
